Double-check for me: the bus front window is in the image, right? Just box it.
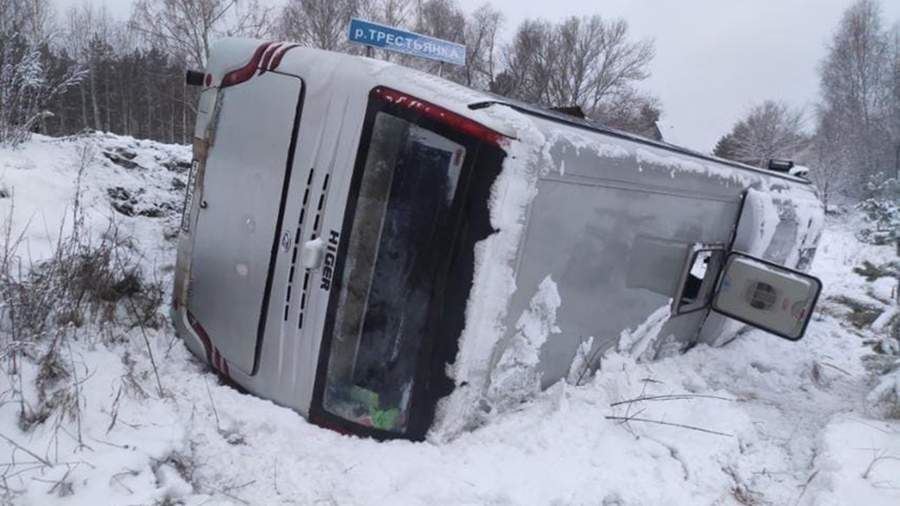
[322,111,466,433]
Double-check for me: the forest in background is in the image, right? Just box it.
[0,0,663,146]
[0,0,898,212]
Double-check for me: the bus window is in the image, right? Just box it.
[322,112,466,433]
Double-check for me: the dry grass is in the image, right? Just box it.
[0,146,164,437]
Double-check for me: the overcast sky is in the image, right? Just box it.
[56,0,899,152]
[457,0,900,151]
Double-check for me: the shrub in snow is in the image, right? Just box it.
[1,178,163,430]
[853,260,900,282]
[855,172,899,247]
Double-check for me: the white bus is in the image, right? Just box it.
[173,38,824,440]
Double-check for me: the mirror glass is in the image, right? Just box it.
[712,252,821,340]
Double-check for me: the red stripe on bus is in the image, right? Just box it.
[269,43,300,72]
[221,42,273,88]
[258,43,282,75]
[373,87,509,147]
[187,310,214,366]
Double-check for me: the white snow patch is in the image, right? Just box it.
[635,147,745,185]
[0,133,189,265]
[807,416,900,505]
[566,336,596,386]
[870,277,898,305]
[487,276,561,411]
[617,302,673,361]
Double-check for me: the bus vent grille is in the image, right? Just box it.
[298,173,331,329]
[284,169,315,323]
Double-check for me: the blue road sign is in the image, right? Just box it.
[347,18,466,66]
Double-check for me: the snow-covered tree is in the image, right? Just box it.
[805,111,854,213]
[856,172,899,246]
[0,0,83,145]
[818,0,898,188]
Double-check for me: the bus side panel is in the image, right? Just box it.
[502,176,740,388]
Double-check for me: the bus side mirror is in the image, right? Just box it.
[711,252,822,341]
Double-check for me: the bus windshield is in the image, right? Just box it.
[321,111,466,433]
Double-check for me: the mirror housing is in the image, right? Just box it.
[711,252,821,340]
[185,69,206,87]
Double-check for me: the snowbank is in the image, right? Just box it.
[0,133,190,266]
[0,133,898,505]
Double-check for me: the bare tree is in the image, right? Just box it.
[278,0,370,52]
[818,0,897,187]
[498,15,658,136]
[551,17,654,111]
[413,0,465,43]
[361,0,411,28]
[131,0,274,68]
[15,0,56,44]
[495,19,555,101]
[594,88,662,140]
[463,4,502,88]
[890,26,900,179]
[714,100,808,168]
[501,16,653,109]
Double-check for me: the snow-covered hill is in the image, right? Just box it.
[0,133,897,505]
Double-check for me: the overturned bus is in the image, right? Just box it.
[172,38,824,441]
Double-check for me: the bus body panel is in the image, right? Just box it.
[188,71,303,375]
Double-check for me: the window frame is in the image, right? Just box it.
[671,242,727,316]
[309,87,506,440]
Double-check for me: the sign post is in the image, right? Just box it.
[347,18,466,67]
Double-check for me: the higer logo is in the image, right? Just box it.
[320,230,340,291]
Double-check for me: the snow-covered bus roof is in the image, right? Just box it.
[468,96,812,185]
[205,38,812,188]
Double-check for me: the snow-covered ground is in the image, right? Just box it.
[0,134,898,505]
